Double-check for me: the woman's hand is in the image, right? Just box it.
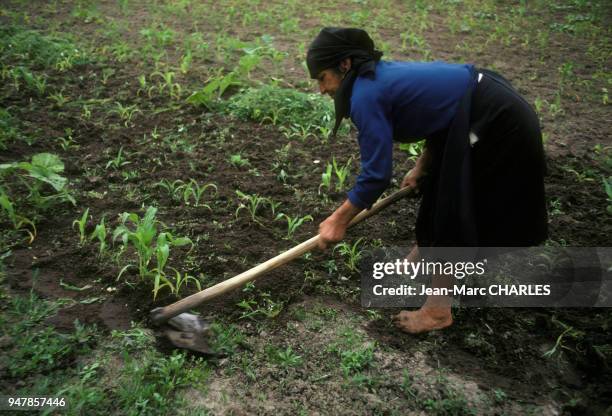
[318,215,348,250]
[317,199,361,250]
[401,167,424,190]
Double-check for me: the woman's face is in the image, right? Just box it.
[316,69,343,98]
[316,58,351,98]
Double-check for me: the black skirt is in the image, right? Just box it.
[416,71,548,247]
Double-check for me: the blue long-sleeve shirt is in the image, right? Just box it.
[347,60,474,209]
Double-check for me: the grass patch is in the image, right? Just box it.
[0,25,89,70]
[224,84,349,140]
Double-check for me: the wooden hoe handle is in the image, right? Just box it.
[151,186,415,324]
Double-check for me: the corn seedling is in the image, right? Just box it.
[177,179,217,208]
[171,268,202,294]
[604,176,612,214]
[179,51,192,74]
[111,102,141,127]
[101,67,115,85]
[0,187,36,242]
[319,162,333,193]
[154,179,185,202]
[105,146,131,170]
[57,128,78,151]
[0,153,76,212]
[48,91,69,107]
[72,208,90,246]
[235,190,270,223]
[90,217,108,257]
[151,71,182,100]
[333,238,365,273]
[113,207,192,298]
[275,213,313,239]
[332,157,352,192]
[187,69,241,110]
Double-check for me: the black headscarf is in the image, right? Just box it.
[306,27,383,136]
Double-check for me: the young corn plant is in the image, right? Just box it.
[154,179,185,203]
[177,179,217,208]
[105,146,131,170]
[319,162,333,194]
[235,190,270,223]
[334,238,365,273]
[151,71,182,100]
[604,176,612,214]
[112,207,192,298]
[90,217,108,258]
[275,213,313,239]
[72,208,90,246]
[0,187,36,242]
[332,157,352,192]
[0,153,76,213]
[111,102,141,127]
[168,268,202,294]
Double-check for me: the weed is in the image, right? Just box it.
[334,238,365,273]
[116,350,208,414]
[209,322,245,355]
[401,369,418,399]
[543,318,585,359]
[110,326,156,351]
[225,84,349,139]
[229,153,250,168]
[0,25,88,71]
[274,346,303,368]
[9,319,96,378]
[237,290,284,320]
[338,344,375,376]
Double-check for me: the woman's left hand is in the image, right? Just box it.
[318,216,348,250]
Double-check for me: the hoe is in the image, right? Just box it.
[150,186,416,353]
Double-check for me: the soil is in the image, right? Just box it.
[1,1,611,414]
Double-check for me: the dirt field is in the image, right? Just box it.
[1,0,611,415]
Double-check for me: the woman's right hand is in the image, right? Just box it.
[401,168,423,190]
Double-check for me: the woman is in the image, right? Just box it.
[307,27,548,333]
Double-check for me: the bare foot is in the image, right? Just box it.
[392,308,453,334]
